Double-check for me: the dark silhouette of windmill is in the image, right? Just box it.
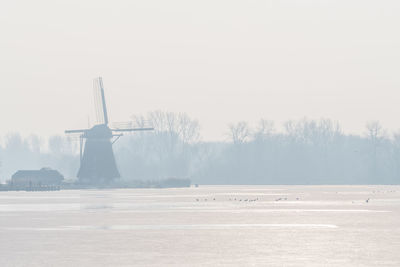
[65,77,153,184]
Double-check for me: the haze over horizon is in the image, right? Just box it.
[1,0,399,141]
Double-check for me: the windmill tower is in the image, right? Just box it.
[65,77,153,184]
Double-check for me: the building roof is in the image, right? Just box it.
[12,168,64,180]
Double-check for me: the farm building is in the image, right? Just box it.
[10,168,64,186]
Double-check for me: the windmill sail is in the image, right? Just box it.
[93,77,109,125]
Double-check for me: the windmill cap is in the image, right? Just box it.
[84,124,113,139]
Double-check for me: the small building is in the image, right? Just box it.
[10,168,64,186]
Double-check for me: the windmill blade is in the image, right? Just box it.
[65,129,88,134]
[93,77,109,125]
[93,84,103,125]
[65,134,83,142]
[112,121,133,129]
[98,77,109,125]
[111,128,154,132]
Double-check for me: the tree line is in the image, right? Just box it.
[0,111,399,184]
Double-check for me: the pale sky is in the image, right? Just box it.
[0,0,399,141]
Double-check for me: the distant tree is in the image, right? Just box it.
[117,111,201,180]
[228,121,250,144]
[253,119,274,142]
[48,135,77,155]
[365,121,386,180]
[3,116,400,185]
[27,135,42,154]
[4,133,26,152]
[48,135,64,155]
[392,131,400,179]
[366,121,384,145]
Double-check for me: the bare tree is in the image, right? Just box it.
[284,118,341,145]
[144,111,200,144]
[229,121,250,144]
[48,135,64,155]
[177,113,200,144]
[366,120,384,144]
[365,121,386,178]
[27,135,42,154]
[253,119,274,141]
[131,114,147,128]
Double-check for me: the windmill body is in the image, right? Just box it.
[77,124,119,184]
[65,77,153,185]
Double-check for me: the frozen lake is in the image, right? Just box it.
[0,185,399,266]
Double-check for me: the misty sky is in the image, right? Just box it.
[1,0,399,141]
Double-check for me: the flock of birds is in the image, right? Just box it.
[195,197,260,202]
[194,195,384,204]
[189,188,400,207]
[192,189,400,204]
[194,197,301,202]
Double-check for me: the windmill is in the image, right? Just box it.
[65,77,153,184]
